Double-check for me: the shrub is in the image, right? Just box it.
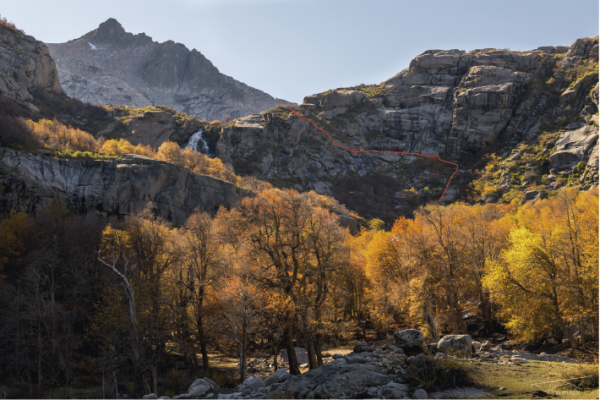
[156,140,183,163]
[559,362,599,390]
[203,372,239,388]
[100,138,154,157]
[160,369,191,397]
[405,356,474,391]
[28,119,98,152]
[0,16,20,34]
[0,114,36,148]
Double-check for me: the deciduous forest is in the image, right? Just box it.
[0,183,597,398]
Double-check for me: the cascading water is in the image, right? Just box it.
[185,129,210,155]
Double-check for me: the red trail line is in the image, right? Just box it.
[289,107,459,202]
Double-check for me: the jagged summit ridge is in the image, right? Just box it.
[76,18,152,47]
[48,18,293,121]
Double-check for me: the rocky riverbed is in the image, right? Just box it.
[145,330,580,400]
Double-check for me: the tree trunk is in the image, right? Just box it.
[272,340,278,372]
[285,325,301,375]
[240,307,247,383]
[427,309,440,341]
[37,328,43,388]
[306,341,318,370]
[315,336,324,366]
[151,364,158,395]
[112,372,118,400]
[197,288,209,371]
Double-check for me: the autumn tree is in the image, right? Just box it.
[96,207,181,396]
[484,188,599,348]
[176,210,223,371]
[228,189,348,374]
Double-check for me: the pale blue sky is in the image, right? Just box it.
[2,0,598,103]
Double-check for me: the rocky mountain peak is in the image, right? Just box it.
[76,18,152,48]
[94,18,126,41]
[48,19,293,121]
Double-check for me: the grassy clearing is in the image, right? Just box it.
[469,360,599,399]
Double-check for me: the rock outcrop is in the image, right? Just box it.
[0,22,61,101]
[47,18,293,122]
[0,148,248,226]
[100,105,211,149]
[216,38,598,221]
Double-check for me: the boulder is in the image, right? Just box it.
[241,376,264,392]
[203,377,219,390]
[142,395,158,399]
[480,340,492,351]
[332,353,344,360]
[412,389,428,399]
[394,329,424,355]
[319,90,365,109]
[354,341,368,353]
[510,356,528,364]
[217,392,243,399]
[303,94,321,105]
[437,335,474,357]
[382,382,409,399]
[520,190,540,205]
[473,341,482,351]
[344,354,367,364]
[264,368,291,386]
[550,125,599,171]
[184,379,212,398]
[560,80,583,103]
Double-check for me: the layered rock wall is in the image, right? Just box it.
[0,148,248,226]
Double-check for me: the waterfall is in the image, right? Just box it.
[185,129,210,154]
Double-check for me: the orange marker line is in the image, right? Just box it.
[289,107,459,202]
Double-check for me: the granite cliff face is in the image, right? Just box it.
[0,148,248,226]
[47,18,293,122]
[0,22,61,102]
[216,38,598,221]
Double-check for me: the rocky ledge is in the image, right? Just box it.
[160,330,578,400]
[0,148,248,225]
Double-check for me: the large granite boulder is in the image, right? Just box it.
[437,335,474,357]
[263,368,291,386]
[394,330,424,355]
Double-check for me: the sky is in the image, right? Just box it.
[1,0,598,104]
